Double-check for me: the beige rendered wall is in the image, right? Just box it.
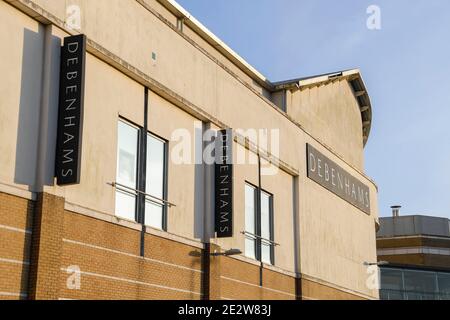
[298,140,379,298]
[288,80,365,170]
[0,0,44,192]
[147,90,200,240]
[24,0,366,172]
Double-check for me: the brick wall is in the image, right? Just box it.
[0,192,368,300]
[59,211,204,300]
[219,256,297,300]
[0,192,34,300]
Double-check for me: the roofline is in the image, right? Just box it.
[380,215,450,221]
[158,0,373,146]
[158,0,272,90]
[272,69,358,89]
[273,69,373,146]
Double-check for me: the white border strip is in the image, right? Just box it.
[0,183,36,201]
[0,224,32,235]
[378,247,450,256]
[63,238,203,273]
[221,276,296,298]
[61,267,202,296]
[0,258,30,266]
[0,291,27,298]
[64,202,204,249]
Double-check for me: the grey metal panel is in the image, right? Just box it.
[378,216,450,238]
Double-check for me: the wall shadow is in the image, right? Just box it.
[193,124,205,240]
[14,27,61,191]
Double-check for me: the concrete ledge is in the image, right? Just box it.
[300,273,377,300]
[0,182,36,201]
[64,201,204,249]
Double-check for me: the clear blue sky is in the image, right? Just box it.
[177,0,450,218]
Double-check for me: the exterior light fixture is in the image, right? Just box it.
[363,261,389,267]
[211,249,242,257]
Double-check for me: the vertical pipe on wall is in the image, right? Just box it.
[139,87,149,257]
[292,175,302,299]
[257,155,263,287]
[194,121,205,241]
[203,123,215,242]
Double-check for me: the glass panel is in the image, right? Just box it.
[380,268,404,291]
[261,191,272,265]
[145,201,163,230]
[116,121,138,188]
[380,289,405,301]
[146,134,165,199]
[115,121,138,220]
[380,268,405,300]
[438,273,450,300]
[115,189,136,221]
[381,268,450,300]
[403,269,437,300]
[145,134,166,229]
[245,184,256,260]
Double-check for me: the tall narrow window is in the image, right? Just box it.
[115,119,168,229]
[244,183,274,265]
[115,120,139,221]
[145,133,167,230]
[245,184,257,260]
[261,191,274,265]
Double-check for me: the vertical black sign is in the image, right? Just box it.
[55,34,86,185]
[215,129,233,238]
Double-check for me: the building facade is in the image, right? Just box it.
[0,0,379,300]
[378,213,450,300]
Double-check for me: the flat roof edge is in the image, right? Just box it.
[157,0,373,146]
[158,0,272,89]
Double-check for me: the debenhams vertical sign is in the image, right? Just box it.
[307,144,371,215]
[215,129,233,238]
[55,35,86,185]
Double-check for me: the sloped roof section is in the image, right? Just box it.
[273,69,373,146]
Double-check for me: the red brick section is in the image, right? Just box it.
[59,210,203,300]
[28,193,65,300]
[300,278,365,300]
[0,192,34,300]
[219,256,297,300]
[1,192,368,300]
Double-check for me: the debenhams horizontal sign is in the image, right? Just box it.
[307,144,371,215]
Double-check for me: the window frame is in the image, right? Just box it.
[115,118,141,222]
[244,181,275,265]
[115,117,169,231]
[244,183,258,260]
[145,131,169,231]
